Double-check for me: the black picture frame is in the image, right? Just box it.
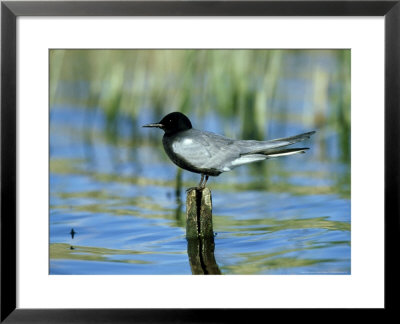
[1,0,398,322]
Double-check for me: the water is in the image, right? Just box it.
[49,106,350,275]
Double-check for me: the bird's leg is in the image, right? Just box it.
[186,174,208,193]
[200,175,209,189]
[197,174,205,188]
[186,174,205,193]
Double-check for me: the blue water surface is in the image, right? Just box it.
[49,105,350,275]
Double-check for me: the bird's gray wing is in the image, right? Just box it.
[170,129,315,173]
[171,129,240,171]
[237,131,316,155]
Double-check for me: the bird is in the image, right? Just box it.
[143,112,315,190]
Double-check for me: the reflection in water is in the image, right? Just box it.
[51,243,154,265]
[69,228,76,250]
[175,168,183,203]
[174,196,184,228]
[70,228,76,239]
[187,236,221,275]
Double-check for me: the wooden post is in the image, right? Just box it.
[186,188,220,274]
[186,188,213,239]
[185,189,199,239]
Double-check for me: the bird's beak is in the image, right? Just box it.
[142,123,164,129]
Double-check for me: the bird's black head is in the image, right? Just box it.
[143,112,192,135]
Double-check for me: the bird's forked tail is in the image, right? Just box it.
[260,147,309,158]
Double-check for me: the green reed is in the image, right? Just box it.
[50,49,350,138]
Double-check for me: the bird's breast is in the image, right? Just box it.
[162,133,221,176]
[162,135,190,167]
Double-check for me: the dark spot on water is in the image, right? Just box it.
[70,228,76,239]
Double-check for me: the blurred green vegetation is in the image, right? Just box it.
[50,49,351,198]
[50,49,350,142]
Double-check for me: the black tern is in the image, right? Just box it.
[143,112,315,190]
